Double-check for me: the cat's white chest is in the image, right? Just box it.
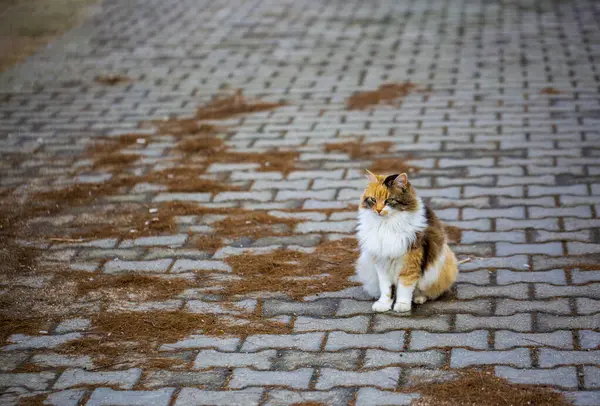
[356,207,426,259]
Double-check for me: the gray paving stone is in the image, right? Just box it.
[316,367,401,390]
[577,298,600,315]
[495,366,578,389]
[364,349,445,368]
[581,331,600,349]
[121,234,188,247]
[296,220,355,233]
[86,388,175,406]
[495,331,574,350]
[2,333,82,351]
[417,299,493,316]
[142,370,226,389]
[154,193,211,202]
[538,315,600,331]
[294,316,369,333]
[356,388,420,406]
[455,314,532,332]
[572,271,600,284]
[45,389,87,406]
[160,335,240,352]
[325,331,404,351]
[54,318,91,334]
[193,350,276,370]
[373,315,451,332]
[539,350,600,368]
[262,299,338,316]
[54,368,141,390]
[241,333,324,352]
[174,388,263,406]
[0,372,55,390]
[496,242,563,256]
[495,298,571,316]
[276,350,361,370]
[103,259,172,273]
[457,270,490,285]
[584,366,600,389]
[497,269,567,285]
[565,391,600,406]
[456,283,529,299]
[229,368,313,389]
[410,330,489,350]
[264,389,353,406]
[31,353,93,369]
[536,284,600,299]
[336,299,373,316]
[0,353,29,371]
[451,348,531,368]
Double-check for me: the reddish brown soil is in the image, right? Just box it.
[325,141,392,158]
[225,239,359,299]
[407,368,571,406]
[94,74,131,85]
[347,82,417,110]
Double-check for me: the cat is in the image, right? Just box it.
[355,170,458,312]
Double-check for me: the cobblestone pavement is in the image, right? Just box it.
[1,0,600,405]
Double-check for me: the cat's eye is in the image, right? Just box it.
[385,198,403,207]
[364,197,376,207]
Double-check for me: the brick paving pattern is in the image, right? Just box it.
[1,0,600,405]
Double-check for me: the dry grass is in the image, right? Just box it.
[94,74,131,85]
[540,87,564,95]
[368,158,418,175]
[194,89,285,120]
[194,235,223,253]
[325,141,392,159]
[225,239,359,299]
[212,211,300,239]
[347,82,417,110]
[407,368,571,406]
[0,0,98,71]
[76,273,194,301]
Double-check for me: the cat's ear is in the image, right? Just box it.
[365,169,378,183]
[383,173,408,189]
[396,173,409,187]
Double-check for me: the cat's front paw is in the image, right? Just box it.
[372,300,393,312]
[393,301,412,313]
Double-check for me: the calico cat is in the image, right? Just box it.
[355,170,458,312]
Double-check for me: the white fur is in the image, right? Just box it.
[355,198,428,312]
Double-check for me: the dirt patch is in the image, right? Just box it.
[444,225,462,244]
[540,87,565,95]
[57,309,290,367]
[76,273,194,301]
[92,153,140,169]
[194,235,223,253]
[368,158,418,175]
[325,141,392,159]
[213,211,300,239]
[17,394,48,406]
[407,368,571,406]
[94,74,132,85]
[194,89,285,120]
[224,239,359,299]
[347,82,417,110]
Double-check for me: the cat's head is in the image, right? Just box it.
[360,170,419,217]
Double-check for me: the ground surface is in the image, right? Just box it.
[1,0,600,405]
